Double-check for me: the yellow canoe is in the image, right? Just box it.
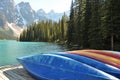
[67,50,120,69]
[80,49,120,59]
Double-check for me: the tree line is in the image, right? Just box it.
[19,13,68,43]
[20,0,120,51]
[67,0,120,51]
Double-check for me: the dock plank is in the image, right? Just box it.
[0,65,35,80]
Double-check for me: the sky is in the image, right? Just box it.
[14,0,72,13]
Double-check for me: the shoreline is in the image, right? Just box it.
[0,65,35,80]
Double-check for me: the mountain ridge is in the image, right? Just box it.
[0,0,70,40]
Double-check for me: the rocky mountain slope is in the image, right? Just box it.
[0,0,69,40]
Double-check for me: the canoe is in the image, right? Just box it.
[106,50,120,55]
[81,49,120,59]
[17,54,119,80]
[67,51,120,69]
[52,52,120,78]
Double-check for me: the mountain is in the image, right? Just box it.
[0,0,70,40]
[0,0,23,39]
[0,14,6,28]
[0,0,16,23]
[37,9,70,22]
[0,21,22,39]
[15,2,69,26]
[0,0,69,27]
[47,10,63,21]
[15,2,37,27]
[36,9,48,21]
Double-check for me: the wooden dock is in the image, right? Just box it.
[0,65,35,80]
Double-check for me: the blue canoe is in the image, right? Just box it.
[52,52,120,78]
[17,54,119,80]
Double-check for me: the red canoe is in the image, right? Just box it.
[67,50,120,69]
[81,49,120,59]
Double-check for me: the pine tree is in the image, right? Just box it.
[88,0,103,49]
[61,13,68,41]
[103,0,120,50]
[67,0,75,45]
[80,0,92,49]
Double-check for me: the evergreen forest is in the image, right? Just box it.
[19,0,120,51]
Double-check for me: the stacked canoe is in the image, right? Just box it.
[17,50,120,80]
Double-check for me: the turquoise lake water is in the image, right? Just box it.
[0,40,66,66]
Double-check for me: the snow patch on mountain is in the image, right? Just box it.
[7,22,23,37]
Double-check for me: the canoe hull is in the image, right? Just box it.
[17,54,118,80]
[53,52,120,78]
[19,60,104,80]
